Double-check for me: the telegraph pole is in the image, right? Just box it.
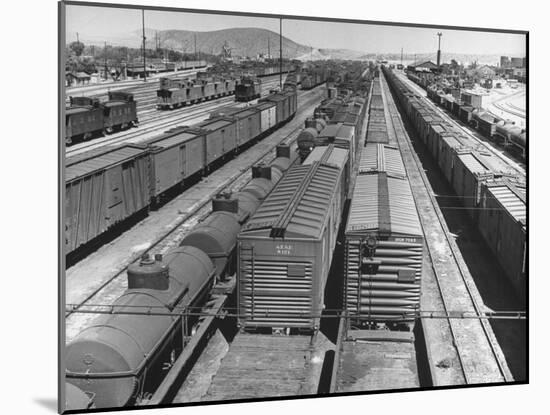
[76,32,79,43]
[142,9,147,82]
[279,18,283,89]
[400,47,403,67]
[194,33,197,60]
[268,36,270,59]
[437,32,442,68]
[104,41,107,80]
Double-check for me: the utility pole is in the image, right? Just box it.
[437,32,442,68]
[279,18,283,89]
[142,9,147,82]
[104,41,107,80]
[76,32,79,43]
[268,36,270,59]
[194,33,197,61]
[400,47,403,67]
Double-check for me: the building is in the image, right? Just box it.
[65,71,91,87]
[500,56,510,68]
[511,57,525,68]
[461,90,489,109]
[406,60,438,71]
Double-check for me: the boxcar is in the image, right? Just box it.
[237,150,348,331]
[344,171,423,328]
[65,144,151,252]
[192,117,238,165]
[451,150,513,221]
[256,102,278,133]
[103,91,138,133]
[144,128,205,200]
[478,180,526,300]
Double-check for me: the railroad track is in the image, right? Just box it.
[382,73,512,384]
[65,117,308,342]
[65,78,282,157]
[396,72,526,177]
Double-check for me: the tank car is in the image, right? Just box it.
[66,248,216,408]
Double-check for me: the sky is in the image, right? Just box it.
[66,4,526,56]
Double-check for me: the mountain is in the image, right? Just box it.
[140,27,312,59]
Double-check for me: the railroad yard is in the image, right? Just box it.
[63,55,527,411]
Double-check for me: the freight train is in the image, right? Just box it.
[65,142,299,409]
[65,91,138,145]
[157,75,237,109]
[65,89,298,257]
[343,73,423,330]
[385,66,527,301]
[409,73,526,161]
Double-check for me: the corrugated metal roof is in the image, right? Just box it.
[488,185,526,224]
[457,153,492,174]
[302,146,349,170]
[346,174,422,237]
[241,163,342,239]
[145,129,202,149]
[197,118,233,130]
[358,143,406,178]
[66,145,149,182]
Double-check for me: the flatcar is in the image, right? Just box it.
[65,89,298,257]
[237,145,348,332]
[66,144,297,410]
[65,92,138,145]
[235,76,262,102]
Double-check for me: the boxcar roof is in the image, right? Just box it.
[66,145,149,182]
[346,173,422,237]
[241,163,342,239]
[487,184,526,224]
[197,118,233,130]
[303,146,349,170]
[359,143,406,179]
[145,129,202,149]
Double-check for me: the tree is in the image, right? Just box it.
[69,41,85,57]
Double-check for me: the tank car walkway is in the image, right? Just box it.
[381,73,513,385]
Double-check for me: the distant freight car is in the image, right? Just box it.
[237,146,349,331]
[157,77,236,109]
[65,92,138,145]
[235,77,262,102]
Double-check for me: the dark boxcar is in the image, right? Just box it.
[344,172,423,327]
[103,91,138,132]
[478,180,526,300]
[65,144,150,253]
[237,152,348,331]
[236,77,261,102]
[65,99,104,144]
[144,128,206,199]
